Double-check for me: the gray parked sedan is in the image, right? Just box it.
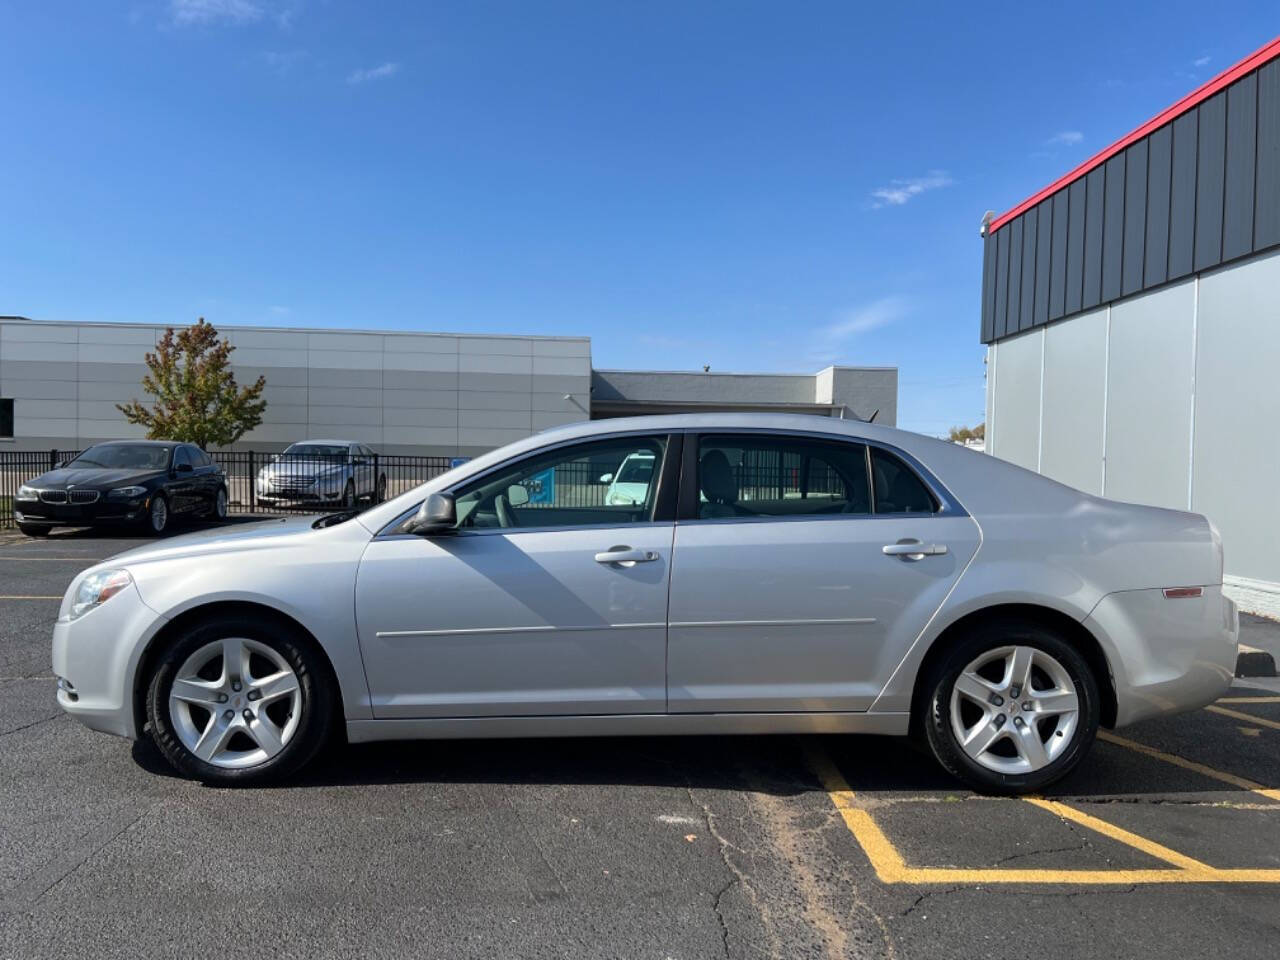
[52,414,1237,793]
[255,439,387,509]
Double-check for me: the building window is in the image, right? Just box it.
[0,399,13,438]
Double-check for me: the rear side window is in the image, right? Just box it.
[695,435,871,520]
[870,448,937,513]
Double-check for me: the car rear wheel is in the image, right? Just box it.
[145,614,334,785]
[146,494,169,535]
[920,619,1100,795]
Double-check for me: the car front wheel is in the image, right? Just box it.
[920,619,1100,795]
[145,614,334,785]
[146,494,169,535]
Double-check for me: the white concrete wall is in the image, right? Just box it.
[986,247,1280,611]
[0,321,592,455]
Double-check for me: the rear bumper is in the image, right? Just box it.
[1086,585,1238,727]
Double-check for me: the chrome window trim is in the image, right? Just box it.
[685,427,967,519]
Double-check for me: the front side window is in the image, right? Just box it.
[453,436,668,530]
[695,435,871,519]
[172,447,193,469]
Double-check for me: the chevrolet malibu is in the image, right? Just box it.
[53,414,1238,793]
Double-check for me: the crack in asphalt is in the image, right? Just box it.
[0,712,62,740]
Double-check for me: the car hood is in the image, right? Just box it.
[105,515,332,566]
[27,467,166,490]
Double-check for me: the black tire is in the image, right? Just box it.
[18,523,50,537]
[212,485,229,521]
[374,474,387,504]
[145,614,334,785]
[341,481,356,510]
[145,493,169,535]
[919,618,1100,795]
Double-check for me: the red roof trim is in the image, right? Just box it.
[988,34,1280,235]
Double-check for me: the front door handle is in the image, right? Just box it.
[594,546,659,565]
[882,539,948,560]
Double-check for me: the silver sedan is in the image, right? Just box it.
[52,414,1237,793]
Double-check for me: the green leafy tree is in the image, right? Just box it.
[948,423,985,443]
[117,318,267,449]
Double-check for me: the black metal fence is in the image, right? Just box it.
[0,448,457,529]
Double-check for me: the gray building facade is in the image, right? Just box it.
[0,317,897,456]
[979,36,1280,615]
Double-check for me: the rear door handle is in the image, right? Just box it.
[594,546,659,564]
[882,540,948,559]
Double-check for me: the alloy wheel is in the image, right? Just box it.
[948,644,1080,774]
[150,496,168,533]
[167,637,302,769]
[215,487,228,519]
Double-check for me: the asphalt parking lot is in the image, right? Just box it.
[1,527,1279,960]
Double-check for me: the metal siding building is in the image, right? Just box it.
[0,318,896,455]
[979,36,1280,615]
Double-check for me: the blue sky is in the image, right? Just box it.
[1,2,1276,434]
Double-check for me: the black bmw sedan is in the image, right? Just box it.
[14,441,228,537]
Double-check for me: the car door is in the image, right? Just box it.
[354,444,375,498]
[355,433,680,718]
[167,446,197,513]
[187,446,220,510]
[666,432,980,713]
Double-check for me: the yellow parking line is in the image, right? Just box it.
[1097,731,1279,801]
[1205,704,1280,731]
[807,742,1280,885]
[1024,798,1213,872]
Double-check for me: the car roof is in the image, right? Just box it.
[88,440,177,447]
[290,439,358,445]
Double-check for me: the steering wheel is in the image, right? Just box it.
[495,493,520,528]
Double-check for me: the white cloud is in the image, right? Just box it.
[1193,55,1211,68]
[817,297,908,347]
[869,171,952,208]
[347,62,401,85]
[170,0,263,25]
[1047,130,1083,146]
[261,49,306,74]
[168,0,298,27]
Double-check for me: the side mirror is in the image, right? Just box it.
[406,492,457,535]
[176,462,194,473]
[54,460,65,469]
[507,484,530,507]
[599,473,613,484]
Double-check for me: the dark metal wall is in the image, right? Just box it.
[981,58,1280,343]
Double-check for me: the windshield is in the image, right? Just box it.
[283,444,348,459]
[617,456,655,484]
[71,444,171,470]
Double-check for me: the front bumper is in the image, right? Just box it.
[52,580,168,740]
[16,497,148,526]
[1086,584,1238,727]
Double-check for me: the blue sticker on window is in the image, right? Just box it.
[524,467,555,504]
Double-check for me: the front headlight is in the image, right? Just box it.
[107,485,147,499]
[16,485,38,501]
[70,569,133,620]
